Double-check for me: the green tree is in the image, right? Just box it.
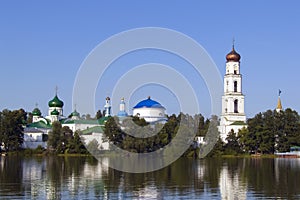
[224,129,241,155]
[0,109,27,151]
[104,117,124,147]
[67,130,87,154]
[96,110,103,119]
[47,121,63,153]
[238,127,254,153]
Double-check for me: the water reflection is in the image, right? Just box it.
[0,156,300,199]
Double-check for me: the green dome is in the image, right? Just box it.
[48,95,64,107]
[71,110,80,117]
[51,109,59,116]
[32,108,41,116]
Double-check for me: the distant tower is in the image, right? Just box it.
[104,97,111,117]
[117,97,128,117]
[48,87,64,117]
[276,90,283,112]
[219,43,247,141]
[32,103,42,123]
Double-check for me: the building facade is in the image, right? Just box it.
[218,45,247,141]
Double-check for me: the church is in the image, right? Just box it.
[23,92,167,149]
[23,93,112,149]
[24,44,250,148]
[218,45,247,141]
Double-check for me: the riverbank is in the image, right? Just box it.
[1,150,283,159]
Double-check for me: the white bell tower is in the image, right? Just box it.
[219,44,247,141]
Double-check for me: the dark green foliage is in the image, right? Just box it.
[96,110,103,119]
[0,109,27,151]
[104,113,212,156]
[48,122,87,154]
[67,130,87,154]
[239,109,300,154]
[206,137,225,157]
[224,129,242,155]
[47,121,63,153]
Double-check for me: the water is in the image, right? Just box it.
[0,156,299,199]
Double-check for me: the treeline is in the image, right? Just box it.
[2,107,300,157]
[104,113,210,157]
[209,108,300,156]
[0,108,89,154]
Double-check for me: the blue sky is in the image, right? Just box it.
[0,1,300,118]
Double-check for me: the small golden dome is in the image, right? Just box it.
[226,46,241,62]
[106,97,110,100]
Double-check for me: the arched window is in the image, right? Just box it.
[234,99,238,113]
[234,81,237,92]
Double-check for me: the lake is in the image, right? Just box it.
[0,156,299,199]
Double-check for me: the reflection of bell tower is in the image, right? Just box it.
[219,43,247,141]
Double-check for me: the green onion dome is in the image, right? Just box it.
[71,110,80,117]
[48,95,64,107]
[51,109,59,116]
[32,108,41,116]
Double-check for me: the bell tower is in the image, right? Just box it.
[219,44,247,141]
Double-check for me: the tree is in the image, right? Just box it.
[0,109,27,151]
[47,121,62,153]
[96,110,103,119]
[240,108,300,154]
[238,127,254,153]
[224,129,241,154]
[104,117,124,147]
[67,130,87,154]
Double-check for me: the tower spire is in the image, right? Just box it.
[55,86,58,95]
[276,90,283,112]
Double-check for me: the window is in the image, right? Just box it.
[226,81,229,92]
[234,81,237,92]
[234,70,237,74]
[234,100,238,113]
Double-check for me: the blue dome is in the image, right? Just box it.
[133,97,165,109]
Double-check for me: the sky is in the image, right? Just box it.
[0,1,300,118]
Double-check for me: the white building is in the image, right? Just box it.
[218,45,247,141]
[24,94,111,149]
[132,96,167,123]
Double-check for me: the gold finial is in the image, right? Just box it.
[35,103,38,108]
[148,96,151,99]
[232,37,235,50]
[121,97,124,101]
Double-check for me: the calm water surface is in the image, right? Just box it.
[0,156,299,199]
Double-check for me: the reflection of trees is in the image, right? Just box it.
[102,158,223,197]
[241,158,300,199]
[0,156,24,195]
[1,157,300,198]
